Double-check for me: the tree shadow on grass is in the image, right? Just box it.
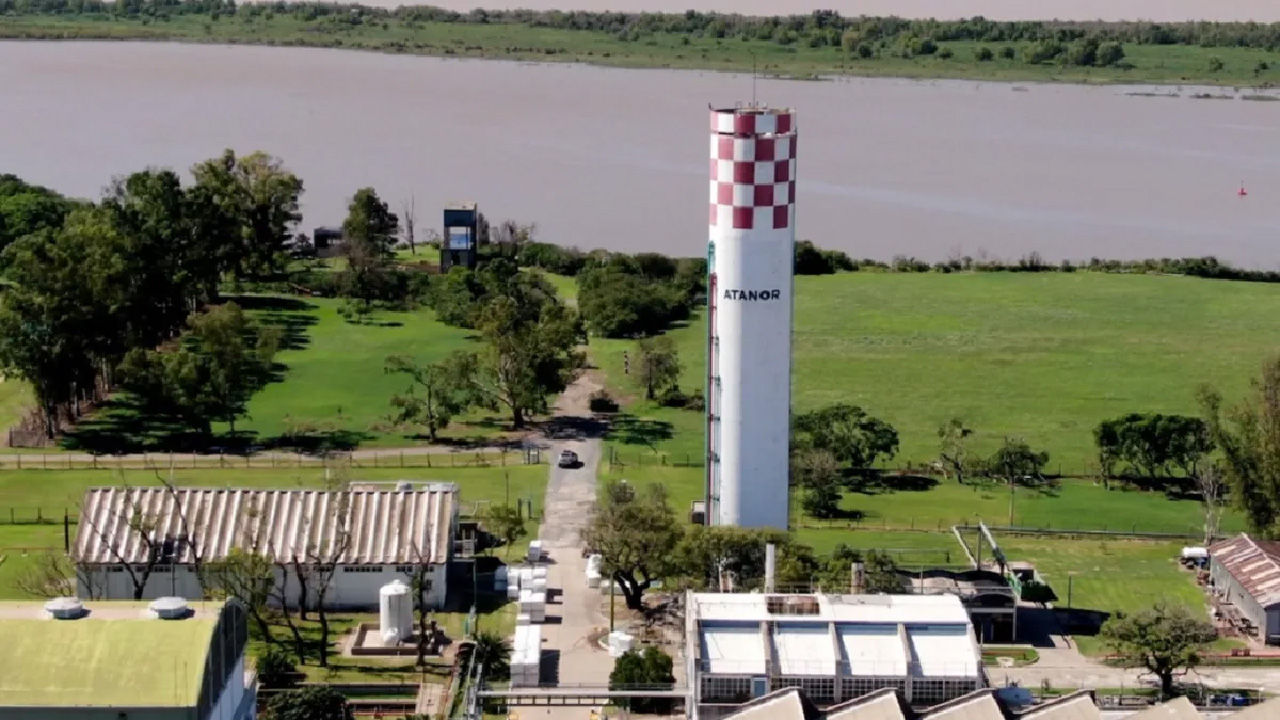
[256,429,373,454]
[849,472,940,495]
[605,414,673,450]
[61,296,322,455]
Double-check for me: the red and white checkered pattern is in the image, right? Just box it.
[708,108,797,230]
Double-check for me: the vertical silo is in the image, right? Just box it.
[706,106,796,530]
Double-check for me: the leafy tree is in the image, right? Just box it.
[263,685,353,720]
[577,267,685,338]
[0,209,130,436]
[1063,36,1100,66]
[0,174,71,258]
[206,548,276,642]
[1255,61,1271,77]
[610,646,676,713]
[794,240,852,275]
[581,481,682,610]
[470,630,512,680]
[190,149,303,281]
[1025,39,1065,64]
[430,267,486,328]
[1094,413,1213,480]
[1100,603,1216,697]
[975,46,994,61]
[792,448,843,519]
[792,404,899,474]
[635,336,681,401]
[857,549,903,594]
[467,294,584,429]
[986,437,1050,486]
[482,504,528,556]
[1096,41,1126,66]
[1208,56,1225,72]
[1200,370,1280,537]
[339,187,399,310]
[120,302,281,435]
[938,47,954,59]
[938,417,974,484]
[384,352,474,442]
[1000,45,1017,59]
[676,526,820,590]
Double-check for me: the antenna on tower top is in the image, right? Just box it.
[752,53,758,106]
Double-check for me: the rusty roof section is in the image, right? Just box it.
[1210,534,1280,609]
[74,486,457,566]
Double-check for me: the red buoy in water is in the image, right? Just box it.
[1239,181,1248,197]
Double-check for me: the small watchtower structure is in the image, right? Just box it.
[441,202,480,272]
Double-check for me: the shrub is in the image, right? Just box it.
[658,385,689,408]
[256,646,297,688]
[975,46,994,61]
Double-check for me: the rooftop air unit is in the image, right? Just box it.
[149,596,192,620]
[44,597,85,620]
[396,481,415,492]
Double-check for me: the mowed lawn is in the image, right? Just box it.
[229,295,489,447]
[995,536,1206,654]
[594,272,1280,475]
[0,463,548,598]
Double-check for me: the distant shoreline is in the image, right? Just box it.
[4,8,1280,87]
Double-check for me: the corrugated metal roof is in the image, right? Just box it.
[1123,697,1201,720]
[923,690,1003,720]
[1022,691,1100,720]
[826,688,909,720]
[74,487,456,566]
[1210,534,1280,608]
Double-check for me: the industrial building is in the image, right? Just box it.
[0,598,254,720]
[74,485,459,610]
[705,105,798,530]
[718,686,1280,720]
[898,569,1018,643]
[1208,534,1280,644]
[685,592,984,720]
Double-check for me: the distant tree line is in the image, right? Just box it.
[7,0,1280,54]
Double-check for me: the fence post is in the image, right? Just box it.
[400,452,405,468]
[373,453,378,469]
[43,454,47,470]
[67,455,72,470]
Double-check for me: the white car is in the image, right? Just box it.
[558,450,579,468]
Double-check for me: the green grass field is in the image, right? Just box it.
[56,294,523,453]
[4,13,1280,86]
[993,536,1205,654]
[597,273,1280,479]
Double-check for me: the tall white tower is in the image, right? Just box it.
[706,106,796,530]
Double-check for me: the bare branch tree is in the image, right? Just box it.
[401,195,417,255]
[75,483,164,601]
[1198,463,1225,547]
[153,468,209,597]
[11,552,99,599]
[310,490,352,668]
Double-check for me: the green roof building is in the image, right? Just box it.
[0,598,254,720]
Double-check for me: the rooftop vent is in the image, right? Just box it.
[44,597,86,620]
[148,596,192,620]
[396,481,415,492]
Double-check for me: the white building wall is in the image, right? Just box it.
[205,655,254,720]
[80,563,448,611]
[708,107,797,530]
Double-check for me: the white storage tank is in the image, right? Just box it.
[379,579,414,644]
[527,541,543,563]
[607,631,634,658]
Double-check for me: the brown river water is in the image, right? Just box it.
[2,42,1279,265]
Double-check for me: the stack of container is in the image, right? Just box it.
[495,566,509,595]
[585,554,604,589]
[510,623,543,687]
[519,588,547,623]
[606,631,634,658]
[530,566,549,594]
[527,540,544,563]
